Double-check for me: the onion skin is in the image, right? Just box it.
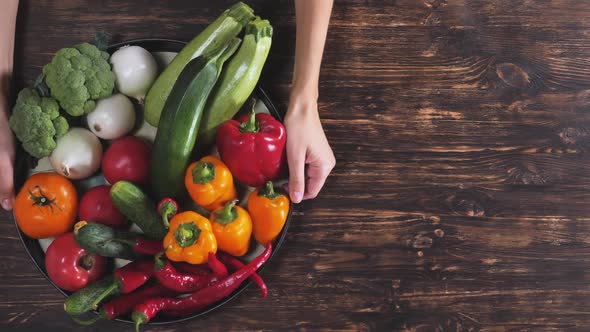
[110,45,158,103]
[50,128,103,180]
[87,94,136,140]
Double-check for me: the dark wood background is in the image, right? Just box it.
[2,0,590,331]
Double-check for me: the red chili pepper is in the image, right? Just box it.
[133,236,164,256]
[173,262,211,276]
[216,106,287,187]
[71,284,175,325]
[207,252,229,278]
[132,244,272,330]
[217,251,267,298]
[157,198,179,229]
[153,253,220,293]
[114,260,155,294]
[102,284,174,320]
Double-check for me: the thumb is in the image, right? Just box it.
[287,147,306,204]
[0,156,14,211]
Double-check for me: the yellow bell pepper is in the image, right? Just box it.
[210,200,252,257]
[163,211,217,264]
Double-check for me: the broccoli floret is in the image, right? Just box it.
[43,42,115,116]
[8,88,70,159]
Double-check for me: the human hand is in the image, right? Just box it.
[0,96,15,211]
[284,95,335,204]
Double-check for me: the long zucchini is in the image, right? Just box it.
[144,2,254,126]
[150,39,240,201]
[196,17,273,151]
[110,181,167,240]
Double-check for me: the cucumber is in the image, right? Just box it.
[110,181,167,240]
[64,275,117,316]
[150,39,240,201]
[196,17,273,151]
[144,2,254,126]
[74,221,140,260]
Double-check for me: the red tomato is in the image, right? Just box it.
[45,232,108,292]
[78,185,127,229]
[102,136,151,185]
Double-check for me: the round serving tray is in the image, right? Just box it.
[13,38,292,325]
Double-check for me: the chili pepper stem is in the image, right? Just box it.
[157,199,179,229]
[160,203,175,229]
[213,200,238,225]
[239,109,259,133]
[258,181,281,199]
[154,252,166,271]
[90,280,120,310]
[133,312,147,332]
[192,161,216,184]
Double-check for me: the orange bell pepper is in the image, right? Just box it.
[185,156,237,211]
[247,181,290,245]
[163,211,217,264]
[210,200,252,257]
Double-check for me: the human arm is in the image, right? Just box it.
[0,0,18,210]
[285,0,335,203]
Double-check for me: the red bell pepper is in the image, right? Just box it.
[216,108,287,187]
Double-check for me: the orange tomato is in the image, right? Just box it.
[14,172,78,239]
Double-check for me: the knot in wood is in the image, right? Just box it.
[424,0,447,9]
[495,62,531,89]
[448,189,491,217]
[412,234,433,249]
[559,127,589,145]
[507,162,546,185]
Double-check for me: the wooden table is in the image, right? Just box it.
[2,0,590,330]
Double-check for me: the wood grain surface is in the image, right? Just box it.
[2,0,590,331]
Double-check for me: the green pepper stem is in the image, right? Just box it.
[174,222,201,247]
[192,161,216,184]
[214,200,239,226]
[258,181,281,200]
[239,109,259,133]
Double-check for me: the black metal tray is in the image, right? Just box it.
[13,38,291,325]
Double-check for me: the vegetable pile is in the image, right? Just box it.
[10,1,291,329]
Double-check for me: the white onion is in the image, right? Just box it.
[87,94,136,140]
[50,128,102,180]
[110,45,158,103]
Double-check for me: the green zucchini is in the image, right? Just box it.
[197,17,273,151]
[150,39,241,201]
[144,2,254,126]
[110,181,167,240]
[74,221,140,260]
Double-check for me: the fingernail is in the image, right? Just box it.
[1,199,12,211]
[292,191,303,203]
